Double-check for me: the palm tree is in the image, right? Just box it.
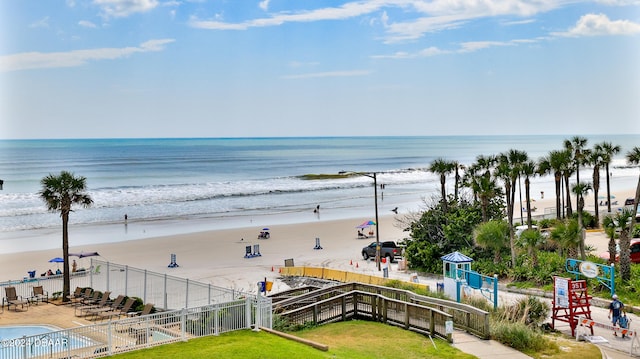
[626,147,640,239]
[602,216,618,265]
[518,229,543,267]
[496,149,528,267]
[452,161,464,201]
[572,181,592,260]
[550,219,581,259]
[539,150,569,220]
[611,208,634,281]
[564,136,588,216]
[474,220,510,263]
[429,158,455,212]
[587,146,603,227]
[596,142,621,214]
[521,160,537,229]
[40,171,93,302]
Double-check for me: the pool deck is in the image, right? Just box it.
[1,301,95,329]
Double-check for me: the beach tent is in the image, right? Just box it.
[69,251,100,258]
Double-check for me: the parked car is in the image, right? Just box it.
[625,198,635,206]
[599,239,640,264]
[362,241,402,263]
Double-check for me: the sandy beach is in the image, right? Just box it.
[1,186,636,294]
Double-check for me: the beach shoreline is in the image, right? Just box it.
[1,185,636,292]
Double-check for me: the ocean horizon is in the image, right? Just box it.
[1,135,638,254]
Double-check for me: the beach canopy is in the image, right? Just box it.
[48,257,64,263]
[262,228,270,231]
[69,251,100,258]
[356,220,376,228]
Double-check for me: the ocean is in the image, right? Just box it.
[1,135,638,253]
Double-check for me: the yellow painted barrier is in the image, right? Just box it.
[304,267,324,279]
[278,266,429,292]
[323,268,347,282]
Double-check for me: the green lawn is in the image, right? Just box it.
[111,320,475,359]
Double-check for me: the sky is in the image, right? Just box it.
[1,0,639,139]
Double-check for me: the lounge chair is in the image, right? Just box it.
[128,303,154,317]
[86,295,125,320]
[80,290,101,305]
[98,297,135,321]
[31,285,48,305]
[68,287,91,304]
[76,291,111,317]
[4,286,29,311]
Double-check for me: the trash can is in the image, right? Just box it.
[436,282,444,293]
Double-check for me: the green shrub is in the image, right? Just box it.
[490,321,552,352]
[493,296,549,327]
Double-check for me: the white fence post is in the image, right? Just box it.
[164,274,168,310]
[185,278,189,308]
[143,269,148,303]
[124,265,129,296]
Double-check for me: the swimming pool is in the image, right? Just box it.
[0,325,92,358]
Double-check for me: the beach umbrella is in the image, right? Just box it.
[262,228,270,231]
[48,257,64,270]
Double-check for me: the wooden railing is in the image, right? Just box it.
[274,271,491,340]
[277,289,453,342]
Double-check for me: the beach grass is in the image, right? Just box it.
[110,320,473,359]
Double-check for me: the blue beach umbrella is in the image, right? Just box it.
[48,257,64,270]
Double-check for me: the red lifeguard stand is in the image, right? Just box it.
[551,276,593,337]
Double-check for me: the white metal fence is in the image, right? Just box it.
[88,260,244,310]
[1,298,273,359]
[2,260,248,311]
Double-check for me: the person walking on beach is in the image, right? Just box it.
[72,259,77,273]
[608,294,625,336]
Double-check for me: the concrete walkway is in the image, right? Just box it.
[452,331,532,358]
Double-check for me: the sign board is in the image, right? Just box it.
[555,277,569,308]
[445,320,454,334]
[579,261,599,278]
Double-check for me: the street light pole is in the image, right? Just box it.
[372,173,381,271]
[340,171,381,271]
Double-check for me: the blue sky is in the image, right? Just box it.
[1,0,639,139]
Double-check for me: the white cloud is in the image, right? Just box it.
[372,38,530,59]
[282,70,371,79]
[554,13,640,37]
[259,0,270,11]
[94,0,159,18]
[0,39,175,72]
[190,1,384,30]
[459,41,512,53]
[79,20,98,28]
[187,0,563,45]
[29,17,50,29]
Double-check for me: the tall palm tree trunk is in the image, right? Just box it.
[564,174,573,217]
[62,211,71,302]
[555,172,562,220]
[605,163,613,213]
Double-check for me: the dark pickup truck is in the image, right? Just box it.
[361,241,403,263]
